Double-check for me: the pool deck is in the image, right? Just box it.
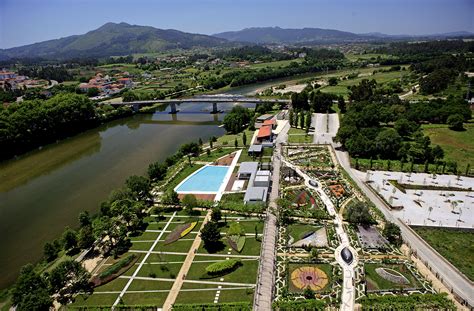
[174,150,242,202]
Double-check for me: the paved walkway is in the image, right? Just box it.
[162,210,212,310]
[254,122,289,311]
[112,211,177,309]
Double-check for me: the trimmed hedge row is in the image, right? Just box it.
[99,254,136,279]
[172,302,251,311]
[273,299,326,310]
[205,259,242,275]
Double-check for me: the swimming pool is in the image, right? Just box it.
[175,165,230,193]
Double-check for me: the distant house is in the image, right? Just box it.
[262,119,277,129]
[118,78,133,87]
[0,71,17,80]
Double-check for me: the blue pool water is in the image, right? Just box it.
[176,165,230,192]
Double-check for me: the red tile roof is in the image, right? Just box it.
[257,124,272,138]
[263,119,276,125]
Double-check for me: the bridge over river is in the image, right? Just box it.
[105,95,290,113]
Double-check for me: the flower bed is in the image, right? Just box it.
[91,254,139,287]
[164,221,197,245]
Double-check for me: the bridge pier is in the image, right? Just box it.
[210,102,218,114]
[169,102,178,114]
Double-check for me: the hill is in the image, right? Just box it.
[213,27,474,44]
[0,22,227,60]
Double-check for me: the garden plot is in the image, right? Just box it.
[356,226,388,249]
[281,188,329,219]
[364,262,424,292]
[70,211,197,308]
[364,170,474,228]
[285,146,334,170]
[287,223,328,248]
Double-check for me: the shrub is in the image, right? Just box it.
[205,259,242,275]
[99,254,136,279]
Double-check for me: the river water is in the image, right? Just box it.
[0,101,261,289]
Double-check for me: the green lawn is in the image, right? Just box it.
[287,224,320,242]
[422,123,474,170]
[413,227,474,281]
[288,127,307,135]
[186,259,259,284]
[288,134,313,144]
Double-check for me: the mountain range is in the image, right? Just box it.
[213,27,473,44]
[1,23,472,60]
[0,22,227,60]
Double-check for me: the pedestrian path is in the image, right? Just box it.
[162,210,212,311]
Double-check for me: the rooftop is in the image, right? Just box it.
[248,144,263,153]
[244,186,268,202]
[238,162,259,175]
[256,114,274,122]
[257,125,272,138]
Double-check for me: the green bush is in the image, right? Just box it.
[99,254,136,279]
[227,222,245,236]
[205,259,242,275]
[273,299,326,310]
[359,293,455,310]
[172,302,251,311]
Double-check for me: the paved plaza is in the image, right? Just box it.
[362,170,474,229]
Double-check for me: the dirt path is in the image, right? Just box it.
[162,210,212,310]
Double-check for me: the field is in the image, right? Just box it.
[413,227,474,281]
[422,123,474,170]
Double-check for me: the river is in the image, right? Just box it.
[0,100,264,289]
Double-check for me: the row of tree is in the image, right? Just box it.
[0,93,134,160]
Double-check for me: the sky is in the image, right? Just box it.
[0,0,473,49]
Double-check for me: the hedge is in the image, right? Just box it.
[172,302,251,311]
[273,299,326,310]
[359,293,456,310]
[205,259,242,275]
[99,254,136,279]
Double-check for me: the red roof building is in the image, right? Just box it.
[257,124,272,139]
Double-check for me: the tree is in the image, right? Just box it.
[346,202,373,225]
[337,96,346,113]
[162,189,179,205]
[198,138,203,146]
[148,162,167,181]
[383,222,402,246]
[289,109,294,127]
[43,242,58,262]
[466,163,471,176]
[447,114,464,131]
[209,137,214,149]
[179,142,201,156]
[87,87,99,97]
[222,106,251,133]
[299,111,305,129]
[328,77,338,86]
[242,131,247,146]
[78,211,91,228]
[122,90,138,102]
[305,111,312,132]
[49,260,91,304]
[394,118,416,138]
[431,145,444,161]
[78,225,95,249]
[374,129,402,159]
[12,264,52,311]
[126,175,151,201]
[211,207,222,222]
[62,227,78,251]
[234,138,238,148]
[200,221,221,251]
[182,194,197,210]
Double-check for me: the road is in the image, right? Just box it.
[312,113,339,144]
[320,113,474,308]
[254,121,289,311]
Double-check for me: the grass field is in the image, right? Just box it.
[422,123,474,170]
[288,134,313,144]
[413,227,474,281]
[320,70,407,97]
